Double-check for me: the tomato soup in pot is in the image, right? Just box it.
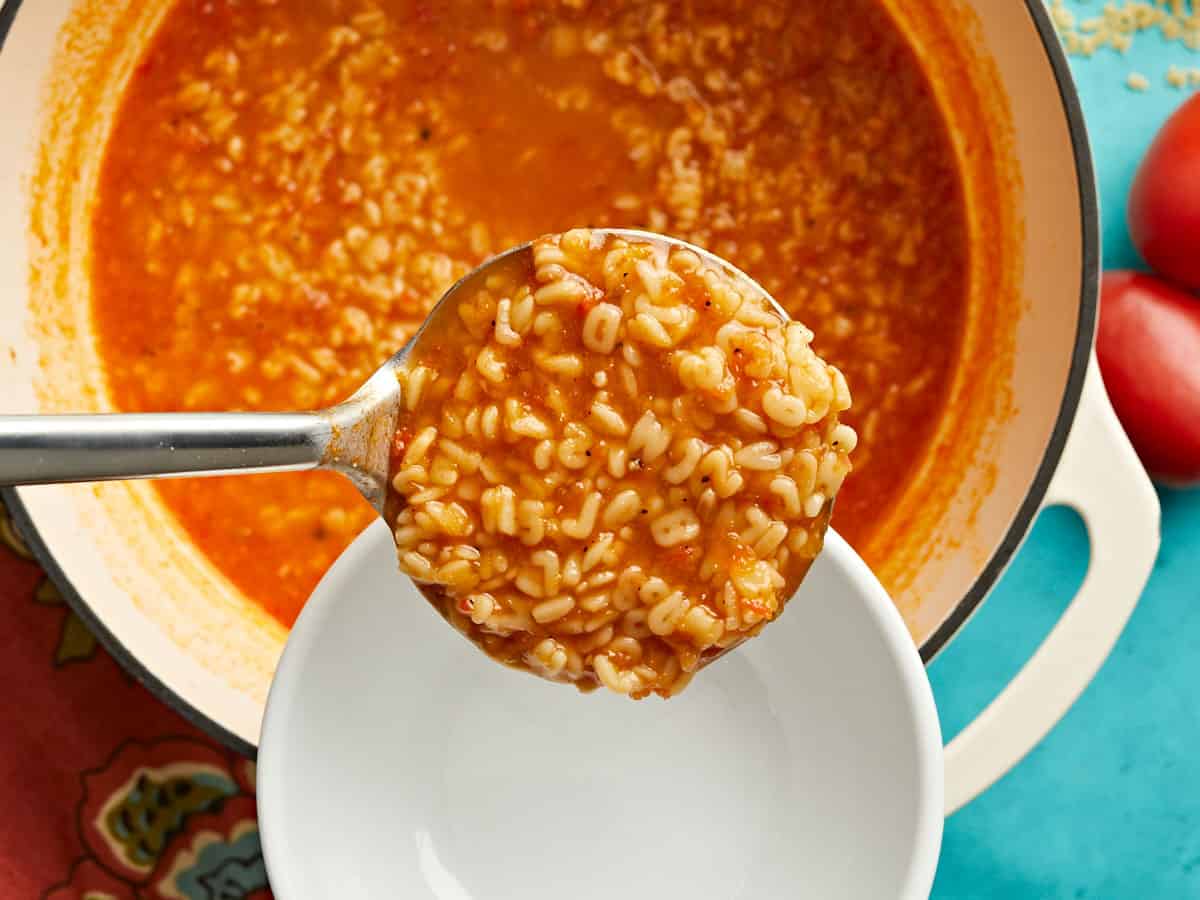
[89,0,980,628]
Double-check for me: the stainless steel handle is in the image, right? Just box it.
[0,412,330,485]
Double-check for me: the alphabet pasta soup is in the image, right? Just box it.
[387,230,853,695]
[91,0,969,629]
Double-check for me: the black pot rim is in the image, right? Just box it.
[0,0,1098,754]
[918,0,1099,663]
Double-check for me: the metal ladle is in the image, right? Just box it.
[0,229,787,507]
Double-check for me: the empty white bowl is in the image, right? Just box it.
[258,521,943,899]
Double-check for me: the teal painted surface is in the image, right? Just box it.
[930,7,1200,897]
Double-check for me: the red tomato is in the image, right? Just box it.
[1128,94,1200,291]
[1096,271,1200,484]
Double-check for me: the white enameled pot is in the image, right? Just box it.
[0,0,1160,814]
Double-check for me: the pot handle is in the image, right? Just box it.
[942,354,1160,815]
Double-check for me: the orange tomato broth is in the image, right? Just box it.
[91,0,969,627]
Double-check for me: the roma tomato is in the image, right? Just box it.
[1128,93,1200,291]
[1096,271,1200,484]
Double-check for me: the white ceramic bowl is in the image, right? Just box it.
[258,522,943,900]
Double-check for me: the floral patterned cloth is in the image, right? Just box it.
[0,500,273,899]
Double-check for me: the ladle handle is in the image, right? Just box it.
[0,412,329,485]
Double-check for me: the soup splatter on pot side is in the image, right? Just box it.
[91,0,969,627]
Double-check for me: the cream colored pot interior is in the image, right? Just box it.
[0,0,1088,747]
